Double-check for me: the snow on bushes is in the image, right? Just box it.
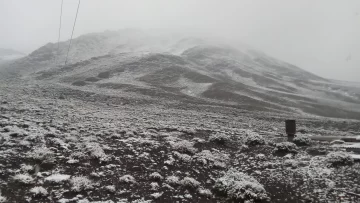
[198,188,212,198]
[173,151,192,162]
[170,140,197,155]
[213,168,268,202]
[30,186,48,197]
[45,174,70,183]
[274,142,298,154]
[13,173,34,184]
[20,164,33,172]
[70,176,94,192]
[84,142,110,162]
[293,135,311,146]
[104,185,116,193]
[119,175,136,184]
[193,150,229,168]
[150,182,159,190]
[150,192,163,199]
[245,131,265,146]
[325,151,354,167]
[165,175,180,186]
[27,146,54,163]
[179,177,201,189]
[0,192,6,203]
[208,133,231,145]
[149,172,163,181]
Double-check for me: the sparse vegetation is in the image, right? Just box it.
[274,142,298,154]
[245,131,266,146]
[149,172,163,181]
[1,51,360,203]
[12,174,34,184]
[293,135,312,146]
[171,140,197,154]
[325,151,354,167]
[208,133,231,145]
[29,186,48,197]
[119,175,136,184]
[213,168,269,201]
[27,146,54,163]
[179,177,201,189]
[70,176,94,192]
[165,175,180,186]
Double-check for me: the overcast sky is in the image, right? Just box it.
[0,0,359,82]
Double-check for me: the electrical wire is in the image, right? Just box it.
[64,0,81,65]
[54,0,63,66]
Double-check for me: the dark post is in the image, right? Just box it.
[285,120,296,141]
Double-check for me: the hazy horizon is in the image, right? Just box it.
[1,0,359,82]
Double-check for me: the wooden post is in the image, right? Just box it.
[285,120,296,141]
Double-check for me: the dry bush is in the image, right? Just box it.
[208,133,232,145]
[274,142,298,154]
[245,131,265,146]
[70,176,94,192]
[325,152,354,167]
[213,168,269,202]
[293,135,312,146]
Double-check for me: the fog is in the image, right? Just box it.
[1,0,359,82]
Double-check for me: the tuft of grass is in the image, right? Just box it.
[245,131,265,146]
[104,185,116,193]
[150,182,160,191]
[119,175,136,184]
[29,186,48,197]
[274,142,298,154]
[13,173,34,184]
[84,142,110,162]
[70,176,94,192]
[0,191,6,203]
[325,151,354,167]
[27,146,54,163]
[171,140,197,155]
[198,188,212,198]
[293,135,312,146]
[165,175,180,186]
[208,133,232,145]
[179,177,201,189]
[213,168,269,202]
[149,172,163,181]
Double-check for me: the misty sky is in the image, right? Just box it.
[0,0,359,82]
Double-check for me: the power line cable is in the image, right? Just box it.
[64,0,81,65]
[54,0,64,66]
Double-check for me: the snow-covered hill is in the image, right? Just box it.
[2,29,360,119]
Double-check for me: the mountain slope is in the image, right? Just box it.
[2,29,360,119]
[0,48,25,61]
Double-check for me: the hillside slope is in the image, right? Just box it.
[2,29,360,119]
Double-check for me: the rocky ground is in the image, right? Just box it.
[0,79,360,203]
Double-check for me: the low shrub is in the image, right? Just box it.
[29,186,48,197]
[179,177,201,189]
[325,152,354,167]
[171,140,197,155]
[274,142,298,154]
[119,175,136,184]
[213,168,268,201]
[245,131,265,146]
[293,135,311,146]
[208,133,231,145]
[70,176,94,192]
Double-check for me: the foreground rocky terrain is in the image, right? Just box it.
[0,78,360,203]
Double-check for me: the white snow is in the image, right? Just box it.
[45,174,71,183]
